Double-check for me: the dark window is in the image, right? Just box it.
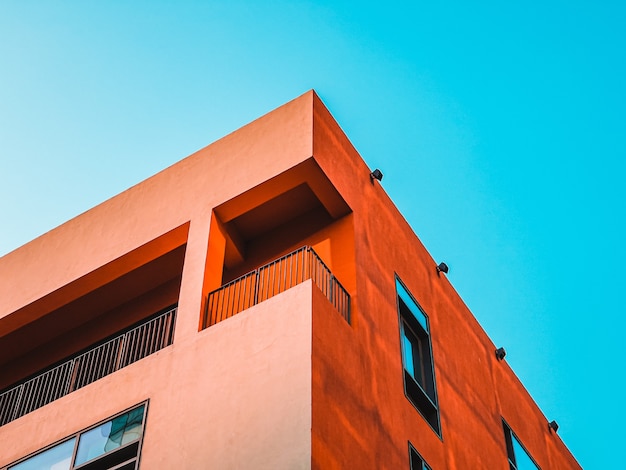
[409,442,432,470]
[6,403,147,470]
[503,421,540,470]
[396,277,440,435]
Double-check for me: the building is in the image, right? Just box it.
[0,91,580,469]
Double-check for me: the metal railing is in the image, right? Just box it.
[0,307,176,427]
[203,246,350,328]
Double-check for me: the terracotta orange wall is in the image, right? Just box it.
[310,93,580,469]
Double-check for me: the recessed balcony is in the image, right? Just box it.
[202,246,350,328]
[0,307,176,427]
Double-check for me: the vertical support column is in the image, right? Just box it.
[174,211,213,342]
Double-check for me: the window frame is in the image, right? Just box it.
[502,419,541,470]
[409,442,432,470]
[396,276,441,436]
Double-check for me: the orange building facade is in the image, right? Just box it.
[0,91,580,469]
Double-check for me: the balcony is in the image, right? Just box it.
[203,246,350,328]
[0,307,176,427]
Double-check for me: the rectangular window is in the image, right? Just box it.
[409,442,432,470]
[5,403,148,470]
[503,420,540,470]
[396,277,440,435]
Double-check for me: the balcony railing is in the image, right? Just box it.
[203,246,350,328]
[0,307,176,427]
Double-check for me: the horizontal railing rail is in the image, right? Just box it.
[204,246,350,328]
[0,307,176,427]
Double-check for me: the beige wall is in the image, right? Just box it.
[0,283,314,469]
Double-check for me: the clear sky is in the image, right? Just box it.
[1,1,624,468]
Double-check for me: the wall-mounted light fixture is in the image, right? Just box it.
[495,347,507,360]
[370,169,383,182]
[436,262,449,274]
[549,420,559,433]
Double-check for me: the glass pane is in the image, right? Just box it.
[9,438,75,470]
[396,279,428,331]
[512,435,539,470]
[75,405,144,466]
[403,324,426,389]
[402,329,415,378]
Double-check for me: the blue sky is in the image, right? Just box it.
[1,2,624,467]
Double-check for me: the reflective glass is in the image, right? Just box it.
[512,435,539,470]
[403,324,427,389]
[9,438,75,470]
[396,279,428,331]
[75,405,144,466]
[402,328,416,378]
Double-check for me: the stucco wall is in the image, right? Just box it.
[0,282,314,469]
[310,92,581,469]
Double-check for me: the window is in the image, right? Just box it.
[5,403,147,470]
[503,421,540,470]
[409,442,432,470]
[396,277,440,435]
[7,439,76,470]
